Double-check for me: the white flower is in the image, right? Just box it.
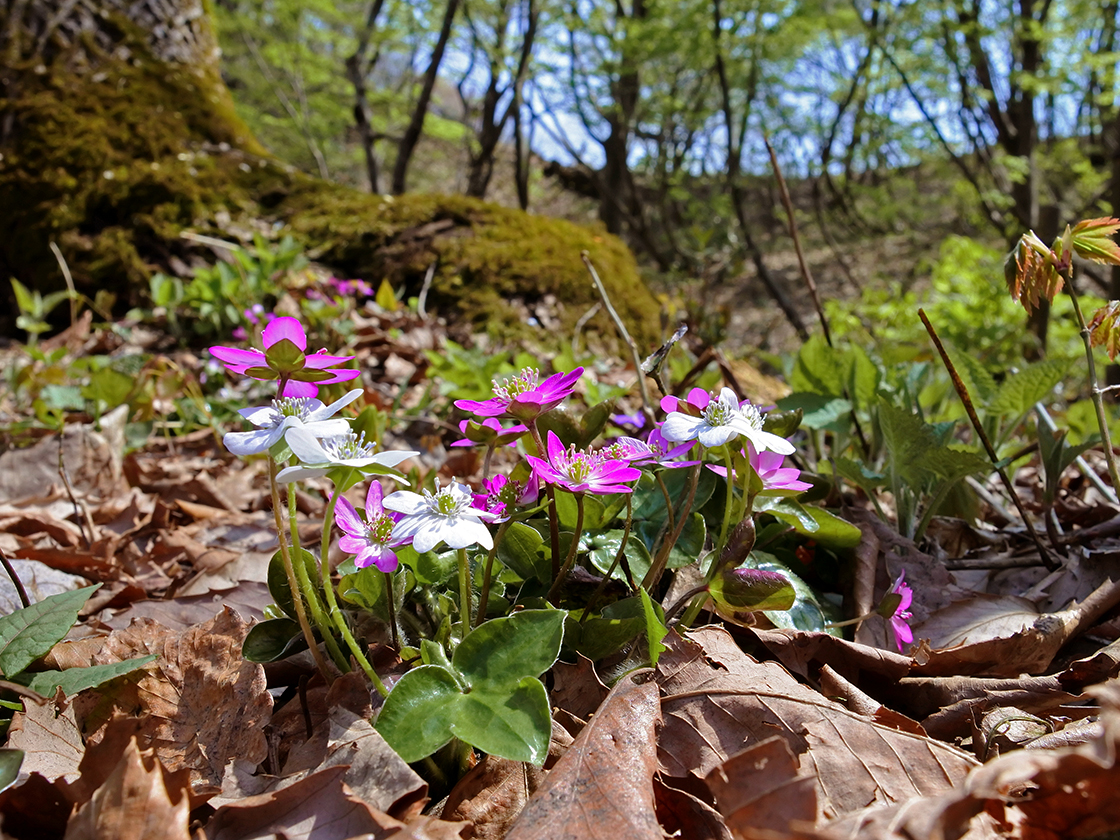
[384,479,499,554]
[223,389,363,457]
[275,426,418,483]
[661,387,795,454]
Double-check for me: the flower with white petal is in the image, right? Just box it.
[222,389,363,457]
[276,426,418,483]
[661,387,795,454]
[384,479,499,554]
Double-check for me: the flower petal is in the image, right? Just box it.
[661,413,706,442]
[334,494,365,537]
[282,380,318,399]
[224,427,282,456]
[210,346,266,367]
[383,491,427,516]
[262,317,307,351]
[364,481,385,515]
[285,426,329,463]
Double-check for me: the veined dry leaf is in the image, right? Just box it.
[7,690,84,784]
[205,765,404,840]
[442,726,573,839]
[505,671,663,840]
[64,737,191,840]
[81,608,271,790]
[656,628,976,818]
[551,655,609,721]
[748,627,912,682]
[705,736,819,837]
[653,777,734,840]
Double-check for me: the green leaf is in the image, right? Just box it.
[578,399,615,448]
[398,545,457,586]
[450,677,552,765]
[776,393,852,431]
[749,553,838,635]
[267,550,299,619]
[0,750,21,794]
[0,585,100,678]
[565,597,646,661]
[923,446,990,483]
[22,654,157,696]
[831,457,887,495]
[554,493,605,532]
[638,588,667,667]
[585,529,653,582]
[375,665,462,762]
[877,399,937,486]
[847,345,881,411]
[375,278,399,311]
[989,359,1069,417]
[951,350,999,406]
[790,334,845,397]
[10,278,36,315]
[453,609,565,686]
[760,500,862,549]
[241,618,305,662]
[497,523,547,581]
[637,512,706,569]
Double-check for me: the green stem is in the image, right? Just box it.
[268,460,332,679]
[528,421,562,581]
[716,447,736,551]
[476,519,513,627]
[546,493,585,603]
[654,472,676,535]
[641,462,701,591]
[457,547,472,635]
[319,491,388,696]
[581,494,636,623]
[1067,282,1120,493]
[288,476,348,671]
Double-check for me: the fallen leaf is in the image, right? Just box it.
[505,671,663,840]
[656,628,976,817]
[205,764,404,840]
[7,691,84,784]
[64,737,191,840]
[653,777,734,840]
[705,736,819,836]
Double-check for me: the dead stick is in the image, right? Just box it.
[0,549,30,609]
[918,308,1056,569]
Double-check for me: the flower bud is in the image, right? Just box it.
[709,567,795,613]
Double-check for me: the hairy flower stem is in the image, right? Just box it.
[475,519,512,627]
[287,477,348,671]
[528,421,562,579]
[268,460,333,679]
[641,463,701,591]
[546,493,585,604]
[1066,282,1120,492]
[457,548,472,635]
[319,492,388,696]
[717,448,737,551]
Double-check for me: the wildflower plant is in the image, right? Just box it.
[208,312,884,778]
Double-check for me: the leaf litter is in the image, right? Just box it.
[5,328,1120,839]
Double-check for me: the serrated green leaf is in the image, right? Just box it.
[375,665,461,762]
[454,609,565,686]
[989,359,1069,417]
[791,333,845,397]
[0,586,100,678]
[22,654,157,696]
[847,345,881,411]
[877,399,937,485]
[923,446,990,483]
[449,677,551,765]
[951,349,999,405]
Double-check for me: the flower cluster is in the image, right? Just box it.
[455,367,583,422]
[661,387,794,454]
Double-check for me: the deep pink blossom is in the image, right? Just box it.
[335,482,402,572]
[884,571,914,651]
[526,431,641,495]
[608,426,698,468]
[209,316,361,386]
[449,418,528,448]
[455,367,583,421]
[707,446,812,494]
[472,473,540,520]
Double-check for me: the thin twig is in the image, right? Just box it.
[764,136,832,347]
[0,549,31,610]
[919,308,1056,569]
[582,252,654,421]
[417,262,437,320]
[57,432,93,549]
[48,240,77,329]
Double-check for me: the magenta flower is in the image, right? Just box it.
[209,316,361,386]
[707,446,812,494]
[335,482,402,572]
[455,367,583,422]
[449,418,528,449]
[527,431,642,495]
[472,473,540,520]
[661,387,794,454]
[881,571,914,651]
[609,426,698,468]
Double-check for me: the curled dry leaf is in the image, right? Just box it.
[505,671,663,840]
[656,628,976,819]
[79,608,271,790]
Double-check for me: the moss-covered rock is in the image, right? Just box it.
[0,10,660,348]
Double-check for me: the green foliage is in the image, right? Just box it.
[376,609,564,764]
[10,279,77,345]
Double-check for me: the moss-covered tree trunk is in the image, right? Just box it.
[0,0,661,347]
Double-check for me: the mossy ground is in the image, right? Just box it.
[0,33,660,350]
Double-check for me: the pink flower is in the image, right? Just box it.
[449,418,528,448]
[335,482,402,572]
[882,571,914,651]
[526,431,641,495]
[608,426,698,468]
[472,473,539,520]
[209,316,361,386]
[707,446,812,494]
[455,367,583,422]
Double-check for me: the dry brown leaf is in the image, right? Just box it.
[64,737,191,840]
[442,725,573,839]
[505,671,663,840]
[551,655,609,721]
[0,772,73,837]
[80,608,271,790]
[747,627,912,682]
[656,628,976,818]
[705,736,819,837]
[7,691,84,784]
[205,764,405,840]
[653,778,734,840]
